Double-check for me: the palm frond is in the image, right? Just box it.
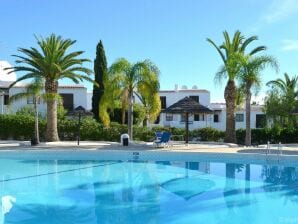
[249,46,267,55]
[9,34,92,89]
[206,38,226,63]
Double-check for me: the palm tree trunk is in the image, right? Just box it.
[245,164,250,193]
[127,90,133,140]
[224,80,237,143]
[143,110,149,127]
[45,79,59,142]
[34,97,40,144]
[121,105,126,124]
[245,86,252,146]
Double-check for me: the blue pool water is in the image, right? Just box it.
[0,158,297,224]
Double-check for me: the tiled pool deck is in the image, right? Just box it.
[1,140,298,153]
[1,140,298,166]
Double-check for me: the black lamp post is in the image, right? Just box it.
[72,106,90,146]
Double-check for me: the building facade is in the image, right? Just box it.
[151,85,266,131]
[1,61,265,130]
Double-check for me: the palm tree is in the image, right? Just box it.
[134,71,161,126]
[100,58,160,140]
[6,34,92,141]
[267,73,298,97]
[9,78,44,144]
[207,30,266,143]
[266,73,298,126]
[239,55,278,146]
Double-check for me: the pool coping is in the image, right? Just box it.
[0,149,297,167]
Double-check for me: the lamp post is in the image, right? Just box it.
[77,111,82,146]
[72,106,93,146]
[0,90,4,114]
[74,106,85,146]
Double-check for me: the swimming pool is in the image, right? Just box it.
[0,151,297,224]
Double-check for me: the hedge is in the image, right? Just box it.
[0,115,155,142]
[0,115,46,140]
[2,114,298,144]
[236,128,298,145]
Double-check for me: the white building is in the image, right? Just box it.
[152,85,266,131]
[1,60,265,130]
[0,61,88,115]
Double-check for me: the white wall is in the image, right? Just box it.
[159,90,210,108]
[152,90,265,131]
[155,108,265,131]
[58,87,87,109]
[0,94,4,114]
[3,85,87,115]
[86,92,92,110]
[7,86,47,114]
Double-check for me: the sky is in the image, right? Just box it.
[1,0,298,102]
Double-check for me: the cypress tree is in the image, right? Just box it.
[92,40,107,121]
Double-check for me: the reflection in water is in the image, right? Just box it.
[0,195,16,224]
[223,164,256,223]
[161,162,215,200]
[0,159,297,223]
[93,161,161,224]
[262,166,298,203]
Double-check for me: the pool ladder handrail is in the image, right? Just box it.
[277,142,282,162]
[266,141,283,162]
[266,141,271,155]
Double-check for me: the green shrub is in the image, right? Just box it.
[2,114,298,144]
[0,114,46,140]
[190,127,225,142]
[58,119,77,140]
[236,128,291,145]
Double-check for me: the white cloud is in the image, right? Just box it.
[263,0,298,24]
[281,39,298,51]
[250,0,298,32]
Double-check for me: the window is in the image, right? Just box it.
[256,114,266,128]
[160,96,167,109]
[4,95,9,105]
[60,93,74,111]
[201,114,205,121]
[214,114,219,123]
[236,113,244,122]
[154,115,160,124]
[194,114,204,121]
[27,96,34,104]
[180,114,186,122]
[194,114,200,121]
[27,96,40,104]
[166,113,173,121]
[189,95,199,103]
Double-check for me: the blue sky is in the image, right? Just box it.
[1,0,298,102]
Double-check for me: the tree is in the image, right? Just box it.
[134,71,161,126]
[207,30,266,143]
[92,40,108,121]
[266,73,298,127]
[238,55,278,146]
[6,34,92,141]
[9,78,44,144]
[100,58,160,140]
[264,89,285,125]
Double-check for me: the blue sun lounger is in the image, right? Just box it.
[154,132,171,148]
